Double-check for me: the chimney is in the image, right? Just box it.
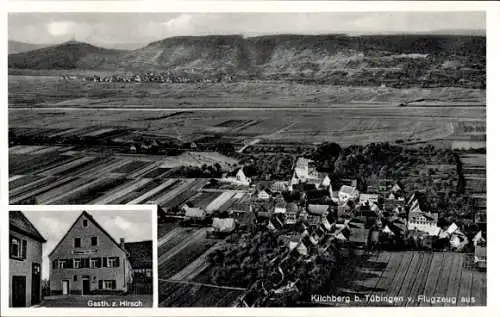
[120,238,125,249]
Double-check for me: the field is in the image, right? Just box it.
[9,75,485,147]
[328,250,486,307]
[8,144,243,205]
[156,222,245,307]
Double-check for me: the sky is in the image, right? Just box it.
[8,12,485,48]
[21,209,153,279]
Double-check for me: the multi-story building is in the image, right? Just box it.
[48,211,133,295]
[9,210,46,307]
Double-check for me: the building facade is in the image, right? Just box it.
[48,211,133,295]
[9,210,46,307]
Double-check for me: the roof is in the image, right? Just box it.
[292,183,317,192]
[295,157,311,169]
[360,193,379,201]
[409,212,438,222]
[212,218,236,231]
[286,202,299,213]
[124,240,153,269]
[49,211,126,258]
[10,210,46,243]
[348,227,370,244]
[307,204,330,216]
[271,181,288,192]
[339,185,357,195]
[185,207,206,218]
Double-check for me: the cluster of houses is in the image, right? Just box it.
[9,211,153,307]
[181,157,487,258]
[63,72,234,84]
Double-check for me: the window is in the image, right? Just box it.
[107,257,119,268]
[74,238,81,248]
[90,258,101,268]
[101,280,116,290]
[83,219,88,227]
[73,275,78,281]
[10,237,27,260]
[74,259,81,269]
[91,237,98,246]
[58,260,65,269]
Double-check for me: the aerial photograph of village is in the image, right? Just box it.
[8,11,486,307]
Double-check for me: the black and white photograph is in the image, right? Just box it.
[8,207,153,308]
[7,10,487,308]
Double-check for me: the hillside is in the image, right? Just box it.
[8,40,50,54]
[8,41,124,69]
[8,34,486,88]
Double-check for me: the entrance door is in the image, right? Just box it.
[12,276,26,307]
[82,279,90,295]
[62,280,69,295]
[31,263,41,305]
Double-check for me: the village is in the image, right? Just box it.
[61,70,235,84]
[157,155,487,306]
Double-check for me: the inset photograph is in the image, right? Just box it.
[8,207,153,308]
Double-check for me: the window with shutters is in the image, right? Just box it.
[74,237,81,248]
[58,260,65,269]
[102,280,116,290]
[107,257,119,268]
[10,237,27,260]
[90,258,101,268]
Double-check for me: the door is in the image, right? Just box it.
[12,276,26,307]
[62,280,69,295]
[31,263,41,305]
[82,279,90,295]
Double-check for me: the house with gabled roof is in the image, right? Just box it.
[9,210,46,307]
[48,211,134,295]
[339,185,359,203]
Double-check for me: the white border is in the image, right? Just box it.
[3,1,497,13]
[1,1,499,316]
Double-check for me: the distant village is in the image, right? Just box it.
[61,71,235,84]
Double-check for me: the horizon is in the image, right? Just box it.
[9,29,487,51]
[9,12,485,48]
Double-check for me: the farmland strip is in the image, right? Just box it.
[10,176,80,204]
[158,228,208,267]
[64,158,126,178]
[46,176,128,205]
[89,178,152,204]
[36,177,99,204]
[396,252,423,305]
[127,178,179,205]
[457,259,474,306]
[159,279,246,292]
[206,191,236,212]
[372,252,403,301]
[170,241,224,281]
[419,252,445,306]
[40,156,96,176]
[406,252,434,307]
[444,253,463,306]
[386,252,414,299]
[158,228,197,255]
